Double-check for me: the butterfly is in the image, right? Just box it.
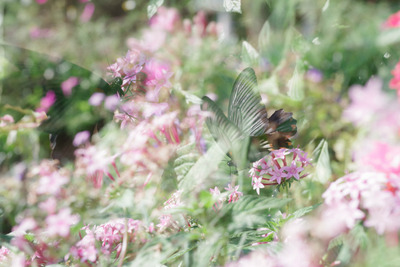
[201,67,297,167]
[0,43,123,163]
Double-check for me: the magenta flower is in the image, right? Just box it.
[224,184,243,203]
[36,90,56,113]
[73,130,90,147]
[80,3,95,23]
[143,59,173,99]
[383,10,400,28]
[249,148,311,193]
[46,208,79,237]
[389,60,400,101]
[61,76,79,96]
[282,162,304,180]
[70,230,97,262]
[268,165,288,184]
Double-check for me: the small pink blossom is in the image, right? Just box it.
[224,184,243,203]
[61,77,79,96]
[157,214,172,231]
[104,95,120,111]
[36,0,47,4]
[252,177,265,195]
[0,246,10,262]
[149,7,181,32]
[383,10,400,28]
[39,197,57,214]
[0,114,14,127]
[143,59,173,99]
[88,92,105,106]
[73,131,91,147]
[343,78,389,125]
[46,208,79,237]
[36,170,69,195]
[282,162,304,180]
[36,90,56,113]
[80,3,95,22]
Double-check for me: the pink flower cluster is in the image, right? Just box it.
[107,49,172,102]
[209,184,243,211]
[249,148,311,194]
[71,218,142,263]
[0,247,10,262]
[321,171,400,236]
[75,145,119,188]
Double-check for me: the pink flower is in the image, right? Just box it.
[61,77,79,96]
[46,208,79,237]
[282,162,304,180]
[209,186,221,196]
[104,95,120,111]
[252,177,265,195]
[0,114,14,127]
[88,92,105,106]
[36,170,69,195]
[164,190,183,209]
[343,78,389,125]
[383,10,400,28]
[149,7,181,32]
[36,0,47,4]
[80,3,95,22]
[389,60,400,101]
[70,230,97,262]
[12,217,37,236]
[143,59,173,100]
[39,197,57,214]
[73,131,91,147]
[157,214,172,231]
[36,90,56,113]
[268,165,288,184]
[224,184,243,203]
[0,247,10,262]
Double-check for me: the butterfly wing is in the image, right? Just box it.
[201,96,242,153]
[228,67,269,137]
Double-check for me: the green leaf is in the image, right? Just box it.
[231,196,291,214]
[312,139,332,183]
[147,0,164,19]
[289,203,321,219]
[223,0,241,13]
[241,41,259,66]
[287,62,304,101]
